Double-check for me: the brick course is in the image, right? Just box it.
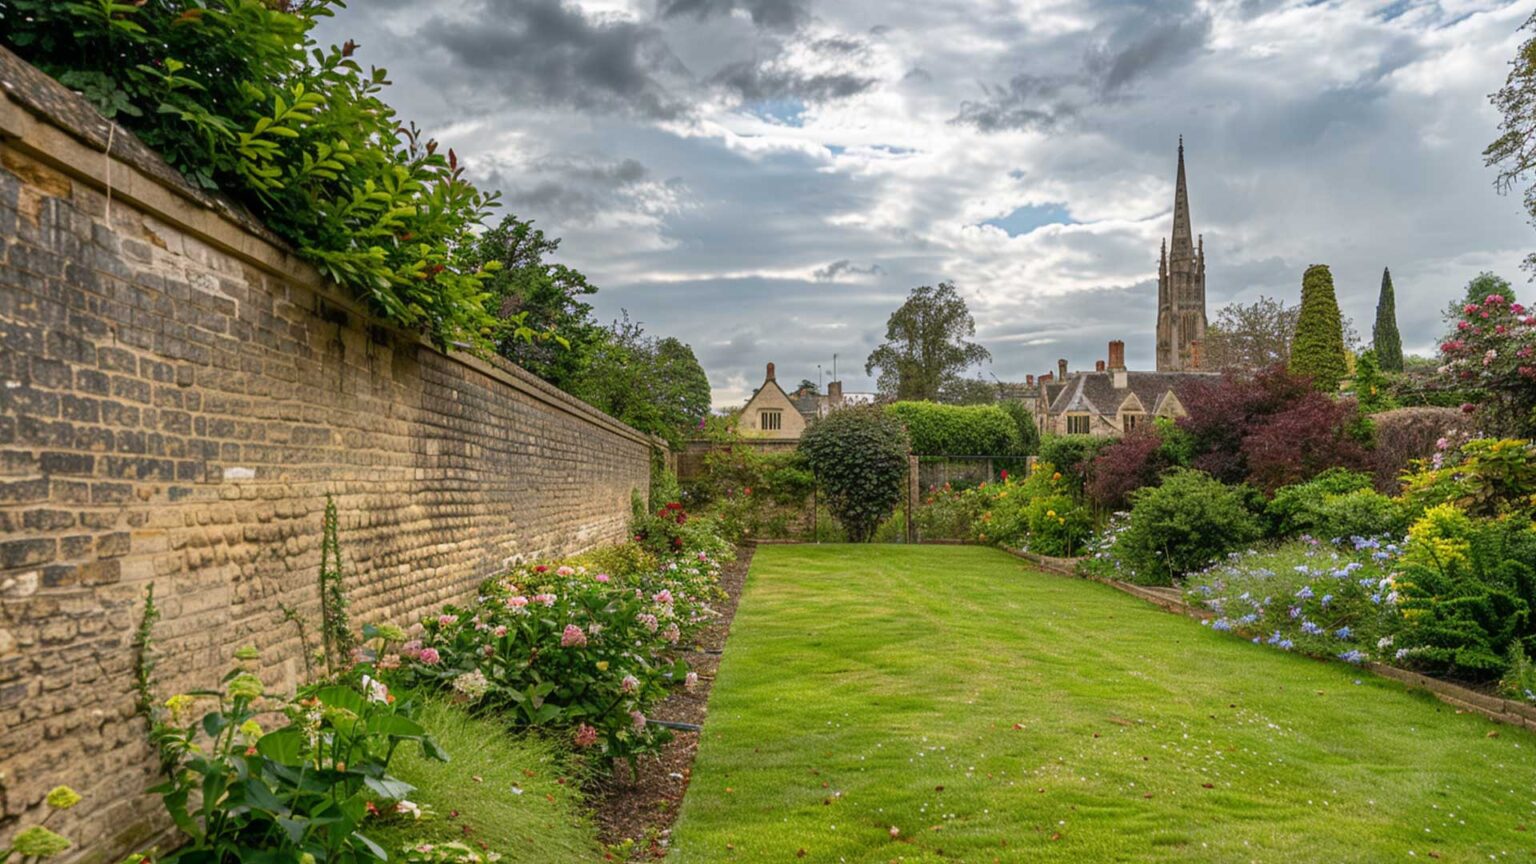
[0,47,652,860]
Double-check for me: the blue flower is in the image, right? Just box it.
[1288,606,1302,619]
[1301,620,1323,635]
[1320,593,1333,608]
[1238,613,1259,625]
[1296,586,1314,600]
[1338,650,1365,664]
[1211,618,1232,632]
[1335,627,1352,640]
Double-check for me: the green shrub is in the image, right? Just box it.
[799,406,911,542]
[886,401,1022,456]
[1395,506,1536,679]
[1037,435,1111,493]
[1110,469,1263,585]
[998,400,1041,457]
[1266,468,1375,536]
[1400,438,1536,520]
[1309,489,1407,541]
[1290,264,1349,392]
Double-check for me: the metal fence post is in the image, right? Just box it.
[906,454,919,544]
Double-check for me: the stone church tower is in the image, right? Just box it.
[1156,138,1208,371]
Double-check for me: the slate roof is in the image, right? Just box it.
[1047,370,1217,417]
[790,392,822,420]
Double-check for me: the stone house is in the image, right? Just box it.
[1031,342,1213,436]
[739,363,810,439]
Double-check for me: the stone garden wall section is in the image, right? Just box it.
[0,48,654,858]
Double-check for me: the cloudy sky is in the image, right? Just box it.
[316,0,1532,408]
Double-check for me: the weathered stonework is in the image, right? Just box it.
[0,47,652,859]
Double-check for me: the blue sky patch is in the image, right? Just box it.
[981,202,1077,237]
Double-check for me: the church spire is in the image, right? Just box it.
[1170,135,1194,262]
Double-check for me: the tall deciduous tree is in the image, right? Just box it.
[1202,296,1301,371]
[1373,267,1404,372]
[1486,9,1536,274]
[570,315,712,446]
[467,215,601,389]
[1290,265,1349,393]
[865,283,992,401]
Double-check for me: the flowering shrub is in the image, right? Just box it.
[964,464,1092,556]
[1399,437,1536,519]
[1439,291,1536,436]
[145,648,439,862]
[913,482,982,540]
[386,542,727,763]
[1185,537,1406,664]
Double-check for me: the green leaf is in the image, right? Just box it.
[255,728,305,766]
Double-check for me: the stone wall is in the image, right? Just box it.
[0,48,654,859]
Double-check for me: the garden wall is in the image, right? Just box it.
[0,48,654,859]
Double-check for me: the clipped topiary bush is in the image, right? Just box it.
[799,406,911,542]
[886,401,1022,456]
[1110,469,1263,585]
[1290,264,1349,393]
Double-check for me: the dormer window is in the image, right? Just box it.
[760,409,782,431]
[1122,411,1145,433]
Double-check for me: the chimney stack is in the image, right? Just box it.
[765,362,776,382]
[1108,340,1126,371]
[1095,360,1106,373]
[827,380,843,407]
[1041,372,1054,384]
[1026,374,1035,386]
[1057,358,1068,380]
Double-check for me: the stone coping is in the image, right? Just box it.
[0,45,663,452]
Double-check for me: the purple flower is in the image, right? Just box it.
[1338,650,1365,664]
[1335,627,1352,640]
[1295,586,1314,600]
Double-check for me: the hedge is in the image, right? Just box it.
[885,402,1023,456]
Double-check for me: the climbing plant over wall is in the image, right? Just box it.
[0,0,526,352]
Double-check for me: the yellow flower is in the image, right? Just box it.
[45,786,81,810]
[239,719,264,740]
[12,826,70,857]
[596,661,610,672]
[227,673,264,701]
[165,694,195,722]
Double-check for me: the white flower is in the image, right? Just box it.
[396,800,422,819]
[362,675,389,704]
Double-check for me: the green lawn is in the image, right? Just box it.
[669,544,1536,863]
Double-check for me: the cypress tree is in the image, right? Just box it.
[1372,267,1404,372]
[1289,264,1348,393]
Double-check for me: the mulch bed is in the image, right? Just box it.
[589,544,754,859]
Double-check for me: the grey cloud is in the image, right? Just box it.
[658,0,811,32]
[713,61,877,102]
[814,260,885,281]
[954,1,1212,132]
[483,156,665,224]
[419,0,690,119]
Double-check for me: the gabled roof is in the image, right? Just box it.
[1045,370,1216,418]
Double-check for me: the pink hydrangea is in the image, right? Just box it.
[630,710,647,733]
[621,674,640,694]
[400,640,423,659]
[437,614,459,627]
[534,593,557,607]
[377,654,401,671]
[653,589,674,606]
[637,613,659,633]
[417,647,441,666]
[662,623,681,644]
[507,595,529,609]
[493,625,508,637]
[557,566,576,577]
[595,573,611,583]
[561,624,588,647]
[482,644,496,657]
[574,723,599,748]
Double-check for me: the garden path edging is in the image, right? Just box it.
[1001,547,1536,732]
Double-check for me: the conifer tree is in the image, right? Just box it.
[1289,264,1348,393]
[1372,267,1404,372]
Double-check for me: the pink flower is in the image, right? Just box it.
[621,674,640,693]
[595,573,611,583]
[557,566,575,577]
[574,723,599,748]
[637,613,659,633]
[630,710,647,733]
[437,614,459,627]
[1435,437,1449,451]
[533,593,557,607]
[483,644,496,657]
[417,647,441,666]
[493,625,508,637]
[653,589,674,606]
[507,595,529,609]
[561,624,588,647]
[684,671,699,690]
[377,654,401,671]
[400,640,423,659]
[662,623,681,644]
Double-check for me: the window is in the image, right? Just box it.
[760,409,782,431]
[1122,412,1145,433]
[1066,413,1091,435]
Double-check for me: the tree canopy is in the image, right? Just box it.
[1485,9,1536,274]
[1202,296,1300,371]
[1373,267,1404,372]
[568,315,712,446]
[865,283,992,401]
[1289,265,1349,392]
